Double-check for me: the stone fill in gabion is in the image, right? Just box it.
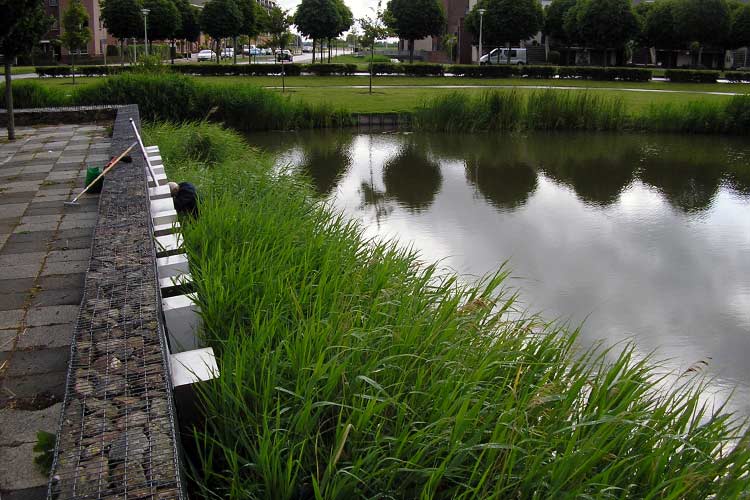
[48,106,184,499]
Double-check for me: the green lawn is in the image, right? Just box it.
[27,74,747,115]
[0,66,36,75]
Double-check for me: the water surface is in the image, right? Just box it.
[248,130,750,415]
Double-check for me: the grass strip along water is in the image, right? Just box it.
[144,121,750,498]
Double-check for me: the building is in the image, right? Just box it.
[42,0,113,61]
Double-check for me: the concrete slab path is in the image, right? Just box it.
[0,123,110,500]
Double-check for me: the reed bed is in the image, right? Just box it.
[414,90,750,134]
[145,122,750,499]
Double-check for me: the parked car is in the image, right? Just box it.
[221,47,235,59]
[302,45,313,53]
[197,49,215,62]
[480,48,527,65]
[275,49,293,62]
[262,48,272,56]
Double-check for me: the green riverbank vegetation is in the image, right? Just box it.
[145,121,750,498]
[2,73,750,134]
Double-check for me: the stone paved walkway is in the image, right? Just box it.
[0,124,110,500]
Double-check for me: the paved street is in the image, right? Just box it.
[0,124,109,500]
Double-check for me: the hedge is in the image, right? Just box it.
[665,69,720,83]
[446,65,516,78]
[724,71,750,83]
[304,63,357,76]
[402,63,445,76]
[171,63,303,76]
[558,66,652,82]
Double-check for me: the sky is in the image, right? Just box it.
[275,0,381,22]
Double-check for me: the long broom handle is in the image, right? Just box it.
[129,118,158,185]
[69,142,138,204]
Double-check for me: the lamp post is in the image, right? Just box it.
[141,8,150,57]
[478,8,486,65]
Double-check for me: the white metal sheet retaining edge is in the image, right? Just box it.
[169,348,219,388]
[148,172,169,188]
[162,294,202,353]
[154,221,180,237]
[151,197,175,215]
[149,184,172,200]
[159,273,192,294]
[155,233,183,257]
[145,145,159,153]
[152,209,177,227]
[157,254,189,279]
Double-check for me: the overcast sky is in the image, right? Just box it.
[275,0,381,22]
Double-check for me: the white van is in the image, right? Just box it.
[480,48,527,65]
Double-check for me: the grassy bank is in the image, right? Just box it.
[146,121,750,498]
[415,90,750,134]
[3,73,750,133]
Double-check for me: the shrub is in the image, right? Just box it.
[558,66,652,82]
[725,71,750,83]
[35,66,71,77]
[0,80,68,108]
[171,64,303,76]
[303,63,357,76]
[665,69,720,83]
[520,65,557,79]
[402,63,444,76]
[370,62,404,75]
[446,65,517,78]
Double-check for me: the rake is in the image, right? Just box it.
[64,142,138,206]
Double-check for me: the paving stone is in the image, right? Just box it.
[63,143,89,152]
[31,195,71,203]
[0,167,24,178]
[0,371,67,401]
[0,219,18,233]
[0,233,8,251]
[0,329,15,351]
[20,205,66,217]
[50,237,92,251]
[4,181,43,193]
[0,443,49,491]
[5,171,47,182]
[37,273,85,291]
[0,252,46,267]
[20,164,54,174]
[0,234,52,254]
[16,324,73,350]
[0,264,41,281]
[45,171,82,181]
[0,293,26,312]
[0,310,23,330]
[18,215,62,225]
[3,347,70,377]
[58,218,96,230]
[0,402,62,445]
[29,287,83,308]
[55,227,95,240]
[47,249,90,262]
[26,305,79,327]
[0,204,28,218]
[35,188,73,197]
[13,221,60,233]
[0,278,35,294]
[42,260,89,276]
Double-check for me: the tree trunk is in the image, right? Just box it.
[5,61,15,141]
[216,40,220,64]
[171,39,175,64]
[370,44,374,94]
[233,36,237,65]
[409,39,414,64]
[72,51,76,85]
[121,40,125,66]
[328,38,331,63]
[312,39,316,63]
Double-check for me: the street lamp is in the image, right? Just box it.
[141,8,150,57]
[478,8,486,66]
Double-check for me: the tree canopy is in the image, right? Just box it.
[564,0,638,50]
[466,0,543,53]
[673,0,730,48]
[0,0,38,43]
[201,0,242,60]
[294,0,341,45]
[173,0,201,43]
[267,6,292,49]
[641,0,681,50]
[545,0,578,46]
[100,0,143,45]
[61,0,92,54]
[142,0,181,41]
[385,0,445,62]
[730,3,750,49]
[237,0,259,39]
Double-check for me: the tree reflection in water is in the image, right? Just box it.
[382,142,443,212]
[298,133,354,196]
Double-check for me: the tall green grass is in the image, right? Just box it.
[146,122,750,499]
[415,90,750,134]
[1,73,351,131]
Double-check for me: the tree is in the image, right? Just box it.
[466,0,543,64]
[443,33,457,62]
[201,0,242,64]
[236,0,258,64]
[385,0,446,63]
[329,0,353,62]
[564,0,638,66]
[267,6,292,91]
[1,0,52,140]
[295,0,340,63]
[0,0,38,42]
[730,4,750,52]
[640,0,681,67]
[673,0,730,67]
[359,1,390,94]
[100,0,143,66]
[61,0,91,85]
[545,0,578,47]
[174,0,201,46]
[143,0,180,48]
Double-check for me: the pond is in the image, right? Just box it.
[247,130,750,415]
